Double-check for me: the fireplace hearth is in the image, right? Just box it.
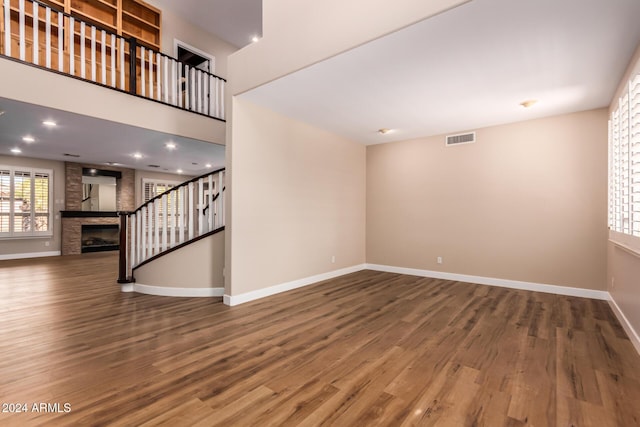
[81,224,119,253]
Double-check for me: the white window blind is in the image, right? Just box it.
[142,179,180,203]
[0,166,53,237]
[609,73,640,237]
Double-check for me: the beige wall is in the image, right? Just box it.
[134,230,225,288]
[0,57,225,145]
[607,43,640,341]
[229,0,469,95]
[227,98,366,296]
[144,1,237,79]
[0,155,65,257]
[367,109,609,291]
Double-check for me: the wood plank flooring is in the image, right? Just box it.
[0,253,639,426]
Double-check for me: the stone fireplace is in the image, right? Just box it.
[61,162,135,255]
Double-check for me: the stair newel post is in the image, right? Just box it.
[128,37,137,95]
[117,211,131,283]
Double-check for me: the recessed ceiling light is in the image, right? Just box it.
[205,163,212,168]
[0,111,5,117]
[132,152,143,159]
[22,136,35,142]
[378,128,393,135]
[251,36,260,43]
[10,148,22,154]
[177,169,183,174]
[105,162,119,166]
[42,120,57,127]
[165,142,176,150]
[520,99,538,108]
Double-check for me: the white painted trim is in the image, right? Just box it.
[123,283,224,297]
[0,251,60,260]
[365,264,610,300]
[608,297,640,355]
[224,264,367,306]
[173,39,216,73]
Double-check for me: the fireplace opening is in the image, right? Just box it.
[81,224,119,253]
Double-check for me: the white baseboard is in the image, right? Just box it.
[607,297,640,355]
[0,251,61,261]
[122,283,224,298]
[365,264,610,301]
[224,264,367,306]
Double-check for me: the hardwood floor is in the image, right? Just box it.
[0,253,639,426]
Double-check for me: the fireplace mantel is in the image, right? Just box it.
[61,211,119,218]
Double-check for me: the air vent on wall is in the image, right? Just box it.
[446,132,476,146]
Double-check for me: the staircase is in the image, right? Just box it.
[117,167,225,285]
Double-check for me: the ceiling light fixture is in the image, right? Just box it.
[42,120,57,127]
[10,148,22,154]
[251,35,260,43]
[520,99,538,108]
[22,136,35,142]
[378,128,393,135]
[165,142,176,150]
[177,169,183,174]
[205,163,212,168]
[132,152,143,159]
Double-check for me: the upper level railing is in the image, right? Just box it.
[0,0,225,120]
[118,167,226,283]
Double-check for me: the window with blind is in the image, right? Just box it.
[0,166,53,237]
[609,73,640,238]
[142,179,181,203]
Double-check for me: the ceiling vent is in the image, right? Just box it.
[446,132,476,146]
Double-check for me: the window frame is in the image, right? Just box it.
[0,165,54,239]
[608,72,640,253]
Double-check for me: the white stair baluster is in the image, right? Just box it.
[19,0,25,60]
[198,178,204,235]
[100,30,106,84]
[170,190,176,247]
[140,206,147,262]
[154,199,160,255]
[188,182,195,240]
[208,174,213,231]
[162,194,168,251]
[140,46,146,97]
[57,12,63,72]
[148,49,154,99]
[110,34,116,87]
[178,186,185,244]
[130,213,136,267]
[3,0,11,57]
[45,7,51,68]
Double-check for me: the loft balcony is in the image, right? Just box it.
[0,0,226,143]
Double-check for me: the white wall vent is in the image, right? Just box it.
[445,132,476,146]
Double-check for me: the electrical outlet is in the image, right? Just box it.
[611,276,615,289]
[45,241,50,247]
[331,255,336,263]
[437,256,443,264]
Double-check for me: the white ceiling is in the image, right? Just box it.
[242,0,640,145]
[3,0,639,173]
[0,97,226,176]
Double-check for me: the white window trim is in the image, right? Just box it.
[0,165,54,239]
[608,72,640,254]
